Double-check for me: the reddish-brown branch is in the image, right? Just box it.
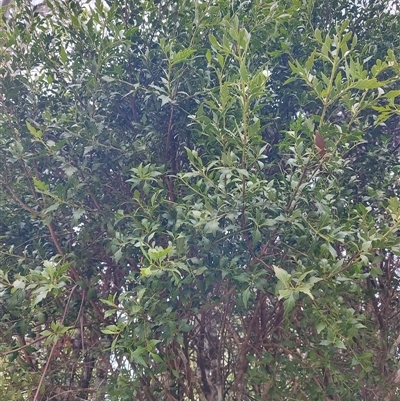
[233,297,263,399]
[0,180,40,216]
[32,337,59,401]
[0,335,47,357]
[47,220,107,323]
[47,222,65,256]
[17,334,36,370]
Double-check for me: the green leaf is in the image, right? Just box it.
[204,220,219,236]
[100,297,117,308]
[33,177,49,192]
[101,325,122,335]
[209,34,221,50]
[158,94,171,107]
[252,228,261,245]
[72,209,85,225]
[274,266,291,286]
[316,322,326,334]
[320,340,331,346]
[315,28,322,43]
[44,203,60,214]
[263,219,277,227]
[114,248,123,263]
[335,339,346,349]
[26,121,42,139]
[297,283,314,300]
[130,347,148,367]
[64,166,78,178]
[171,48,196,65]
[305,50,315,71]
[242,287,251,308]
[151,353,163,363]
[239,60,248,81]
[102,75,115,82]
[283,294,296,315]
[13,279,25,289]
[60,45,67,64]
[34,290,48,305]
[353,78,383,90]
[205,49,212,64]
[104,309,117,318]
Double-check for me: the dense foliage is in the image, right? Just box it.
[1,0,400,400]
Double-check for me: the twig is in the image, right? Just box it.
[0,180,40,216]
[0,336,46,357]
[32,338,58,401]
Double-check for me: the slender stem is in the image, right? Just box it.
[0,180,39,216]
[0,336,47,357]
[32,339,58,401]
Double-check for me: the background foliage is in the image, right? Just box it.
[1,0,400,400]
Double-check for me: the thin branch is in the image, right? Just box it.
[0,180,40,216]
[0,336,46,357]
[32,338,58,401]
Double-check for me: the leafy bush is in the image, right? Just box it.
[1,1,400,400]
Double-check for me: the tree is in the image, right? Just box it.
[1,0,400,400]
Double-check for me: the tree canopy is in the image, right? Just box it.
[1,0,400,400]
